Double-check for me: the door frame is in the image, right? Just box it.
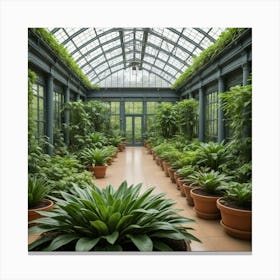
[124,114,144,146]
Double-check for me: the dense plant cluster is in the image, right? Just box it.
[29,181,200,251]
[28,71,123,199]
[172,28,246,90]
[32,28,98,90]
[150,99,198,140]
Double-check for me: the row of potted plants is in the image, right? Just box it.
[146,139,252,240]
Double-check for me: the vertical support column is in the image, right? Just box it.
[76,89,81,101]
[242,63,249,86]
[120,98,125,135]
[198,85,205,142]
[46,74,54,155]
[143,98,147,142]
[217,72,225,143]
[64,81,70,146]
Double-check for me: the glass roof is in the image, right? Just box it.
[48,28,225,88]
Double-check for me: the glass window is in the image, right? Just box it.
[125,101,143,114]
[146,102,159,114]
[32,84,46,139]
[110,102,120,114]
[205,91,218,141]
[53,91,64,130]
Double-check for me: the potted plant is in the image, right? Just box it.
[29,181,201,251]
[89,148,111,178]
[217,182,252,240]
[28,175,54,226]
[195,142,232,171]
[190,170,230,219]
[176,165,197,203]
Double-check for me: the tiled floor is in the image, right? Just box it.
[29,146,252,252]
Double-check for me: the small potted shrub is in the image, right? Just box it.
[217,182,252,240]
[28,175,54,226]
[176,166,197,204]
[29,181,201,251]
[90,148,111,178]
[190,170,230,219]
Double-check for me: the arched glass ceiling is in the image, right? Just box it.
[48,28,225,88]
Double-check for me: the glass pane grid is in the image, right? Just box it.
[49,27,226,87]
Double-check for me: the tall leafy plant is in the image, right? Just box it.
[175,99,198,140]
[155,103,178,139]
[220,84,252,163]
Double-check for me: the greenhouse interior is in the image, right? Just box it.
[26,27,253,253]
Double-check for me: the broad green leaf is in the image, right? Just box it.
[102,231,119,245]
[90,220,109,235]
[152,240,173,251]
[108,212,121,231]
[127,234,153,251]
[75,237,100,251]
[43,234,78,251]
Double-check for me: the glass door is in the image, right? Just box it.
[125,115,143,145]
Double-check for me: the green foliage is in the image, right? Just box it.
[87,148,111,166]
[172,28,246,90]
[189,170,230,194]
[39,155,93,195]
[155,103,178,139]
[28,175,51,208]
[224,182,252,209]
[63,101,112,150]
[29,181,200,251]
[32,28,98,89]
[175,99,198,140]
[195,142,232,171]
[177,166,197,180]
[28,70,36,140]
[220,84,252,163]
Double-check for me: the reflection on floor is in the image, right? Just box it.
[29,146,252,252]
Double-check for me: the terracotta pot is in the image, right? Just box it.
[217,198,252,240]
[162,160,170,177]
[174,172,182,190]
[152,152,157,160]
[168,167,176,183]
[155,156,160,166]
[93,165,107,178]
[159,158,164,170]
[190,187,222,220]
[118,144,124,152]
[177,178,187,197]
[28,199,54,227]
[87,164,94,172]
[182,182,195,206]
[107,158,113,165]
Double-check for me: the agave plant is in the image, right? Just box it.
[189,170,231,195]
[29,181,200,251]
[28,175,50,209]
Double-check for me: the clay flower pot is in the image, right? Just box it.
[217,198,252,240]
[183,182,195,206]
[168,167,176,183]
[177,178,187,197]
[28,199,54,227]
[162,161,170,177]
[174,172,182,190]
[190,187,222,220]
[93,165,107,178]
